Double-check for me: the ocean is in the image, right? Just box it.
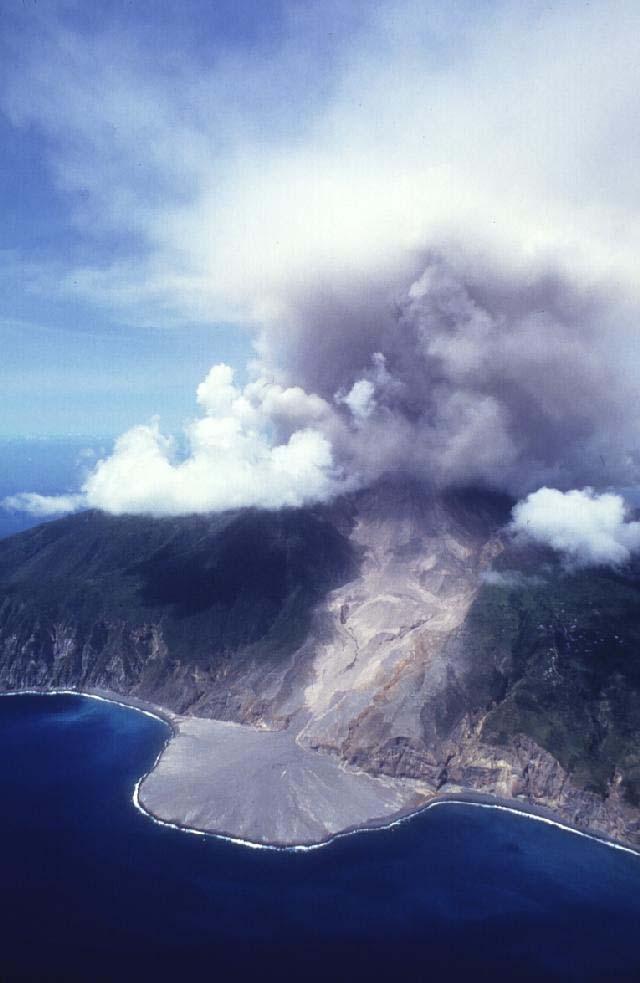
[2,440,640,978]
[1,693,640,980]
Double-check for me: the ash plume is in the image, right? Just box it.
[258,251,640,497]
[4,1,640,535]
[7,248,640,520]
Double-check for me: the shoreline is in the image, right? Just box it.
[2,687,639,859]
[0,685,179,731]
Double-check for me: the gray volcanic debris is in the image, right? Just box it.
[138,716,425,846]
[2,482,640,848]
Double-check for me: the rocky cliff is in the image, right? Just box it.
[2,482,640,847]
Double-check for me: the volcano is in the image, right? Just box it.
[2,482,640,847]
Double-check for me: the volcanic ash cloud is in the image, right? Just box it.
[5,252,640,522]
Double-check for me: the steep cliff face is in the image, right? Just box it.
[0,506,357,714]
[2,483,640,847]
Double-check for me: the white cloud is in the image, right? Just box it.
[196,363,239,417]
[8,3,640,322]
[2,492,85,517]
[340,379,376,423]
[510,487,640,568]
[2,365,348,516]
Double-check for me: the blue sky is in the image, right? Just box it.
[0,0,369,435]
[0,0,555,437]
[3,0,523,438]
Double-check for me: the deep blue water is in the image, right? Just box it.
[2,695,640,981]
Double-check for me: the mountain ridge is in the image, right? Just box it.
[2,482,640,848]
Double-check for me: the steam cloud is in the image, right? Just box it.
[4,3,640,538]
[5,252,640,520]
[511,488,640,569]
[4,366,347,516]
[2,493,86,517]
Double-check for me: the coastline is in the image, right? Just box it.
[2,687,639,859]
[0,685,179,731]
[134,783,640,858]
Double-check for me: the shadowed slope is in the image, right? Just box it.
[0,507,357,713]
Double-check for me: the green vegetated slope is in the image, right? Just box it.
[0,507,357,707]
[470,551,640,805]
